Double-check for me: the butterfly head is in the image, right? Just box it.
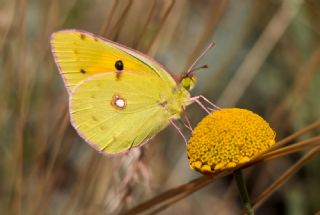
[180,74,197,91]
[179,64,208,91]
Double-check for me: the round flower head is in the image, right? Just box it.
[187,108,276,174]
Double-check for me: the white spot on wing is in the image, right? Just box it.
[115,98,125,108]
[111,94,127,110]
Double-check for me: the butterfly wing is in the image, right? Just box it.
[50,29,176,94]
[51,29,191,155]
[70,71,176,155]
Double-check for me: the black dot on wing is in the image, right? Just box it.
[91,115,98,122]
[115,60,124,71]
[100,125,107,131]
[80,34,86,40]
[80,69,86,74]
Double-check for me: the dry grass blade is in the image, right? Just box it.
[28,110,70,214]
[146,0,175,53]
[306,0,320,17]
[260,136,320,161]
[111,0,134,41]
[99,0,119,36]
[186,0,227,68]
[240,146,320,215]
[272,119,320,149]
[133,0,156,49]
[270,44,320,126]
[0,1,16,51]
[247,119,320,162]
[61,152,100,213]
[11,0,27,213]
[254,147,320,209]
[121,175,218,215]
[217,0,303,107]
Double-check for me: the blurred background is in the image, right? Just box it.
[0,0,319,214]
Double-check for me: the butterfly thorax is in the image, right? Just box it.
[159,75,196,119]
[160,85,191,119]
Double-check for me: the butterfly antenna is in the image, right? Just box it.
[185,42,215,76]
[189,64,208,73]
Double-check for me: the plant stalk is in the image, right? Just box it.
[233,169,254,215]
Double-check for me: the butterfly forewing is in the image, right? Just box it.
[51,30,176,94]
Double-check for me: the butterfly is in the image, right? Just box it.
[50,29,213,156]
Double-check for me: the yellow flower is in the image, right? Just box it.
[187,108,276,174]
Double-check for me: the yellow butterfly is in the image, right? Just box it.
[50,29,213,155]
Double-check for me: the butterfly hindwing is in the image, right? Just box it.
[70,71,173,155]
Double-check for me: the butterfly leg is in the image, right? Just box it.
[189,97,211,114]
[182,107,193,131]
[190,95,221,113]
[198,95,221,110]
[168,118,188,145]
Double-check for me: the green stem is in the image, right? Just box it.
[233,169,254,215]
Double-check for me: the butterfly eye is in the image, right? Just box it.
[115,60,124,71]
[181,76,197,91]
